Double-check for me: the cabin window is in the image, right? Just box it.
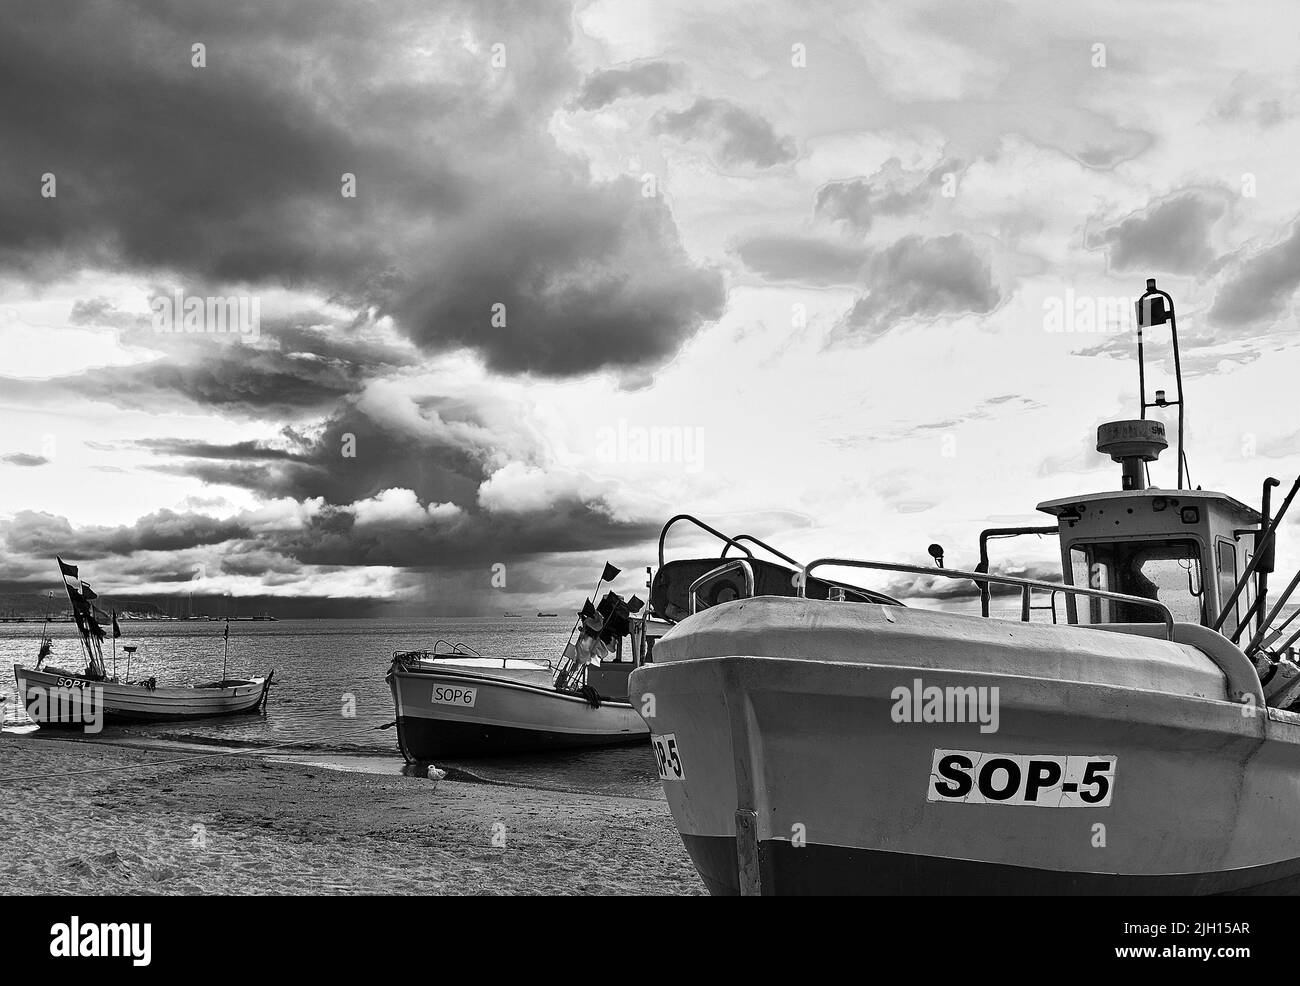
[1069,539,1204,625]
[1217,540,1239,636]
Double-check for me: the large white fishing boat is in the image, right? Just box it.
[386,565,668,759]
[13,559,272,727]
[630,279,1300,895]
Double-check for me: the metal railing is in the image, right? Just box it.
[799,558,1176,640]
[689,560,755,615]
[658,514,754,568]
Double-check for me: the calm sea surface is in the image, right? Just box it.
[0,617,663,798]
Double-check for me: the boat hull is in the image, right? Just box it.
[387,662,648,759]
[13,664,269,725]
[629,596,1300,896]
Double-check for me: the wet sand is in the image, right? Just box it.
[0,734,704,895]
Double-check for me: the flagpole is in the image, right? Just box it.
[222,618,230,685]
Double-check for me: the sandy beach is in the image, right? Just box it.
[0,734,704,895]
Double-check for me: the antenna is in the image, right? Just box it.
[1135,278,1187,489]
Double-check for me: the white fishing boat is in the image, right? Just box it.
[386,565,667,758]
[631,278,1300,895]
[13,559,272,728]
[13,664,270,724]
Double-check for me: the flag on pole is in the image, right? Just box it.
[111,610,121,639]
[57,557,80,590]
[627,595,644,614]
[600,562,621,582]
[224,619,230,640]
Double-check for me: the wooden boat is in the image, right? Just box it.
[13,559,272,729]
[386,573,666,759]
[630,279,1300,895]
[13,664,270,725]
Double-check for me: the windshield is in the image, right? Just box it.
[1070,539,1205,625]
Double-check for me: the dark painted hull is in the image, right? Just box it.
[387,662,649,760]
[682,835,1300,896]
[394,713,648,760]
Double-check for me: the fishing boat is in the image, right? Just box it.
[630,278,1300,895]
[13,559,272,727]
[386,564,665,758]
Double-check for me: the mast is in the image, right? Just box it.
[56,557,106,679]
[1135,278,1188,489]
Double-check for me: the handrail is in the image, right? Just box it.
[800,558,1176,640]
[689,560,756,616]
[721,534,801,568]
[1214,473,1300,632]
[977,526,1058,618]
[658,514,754,568]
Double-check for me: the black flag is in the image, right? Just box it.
[627,595,645,614]
[57,557,79,590]
[600,562,621,583]
[112,610,121,639]
[580,598,596,620]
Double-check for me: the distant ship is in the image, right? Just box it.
[537,611,558,618]
[503,612,523,618]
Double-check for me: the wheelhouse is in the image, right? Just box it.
[1038,489,1261,636]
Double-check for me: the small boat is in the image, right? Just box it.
[13,665,271,725]
[386,568,664,758]
[13,559,272,728]
[631,278,1300,895]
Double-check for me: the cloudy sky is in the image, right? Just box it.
[2,0,1299,615]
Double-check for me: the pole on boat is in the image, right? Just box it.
[1216,473,1300,634]
[1135,279,1188,490]
[123,645,136,684]
[222,618,230,686]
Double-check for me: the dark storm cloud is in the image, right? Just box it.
[385,177,724,375]
[1090,189,1230,275]
[0,350,359,418]
[815,159,962,233]
[144,400,485,508]
[4,509,248,560]
[132,439,308,463]
[654,98,797,169]
[734,235,869,285]
[573,61,683,109]
[280,500,657,569]
[838,234,1001,339]
[2,453,49,467]
[0,0,722,378]
[1209,216,1300,328]
[0,301,424,416]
